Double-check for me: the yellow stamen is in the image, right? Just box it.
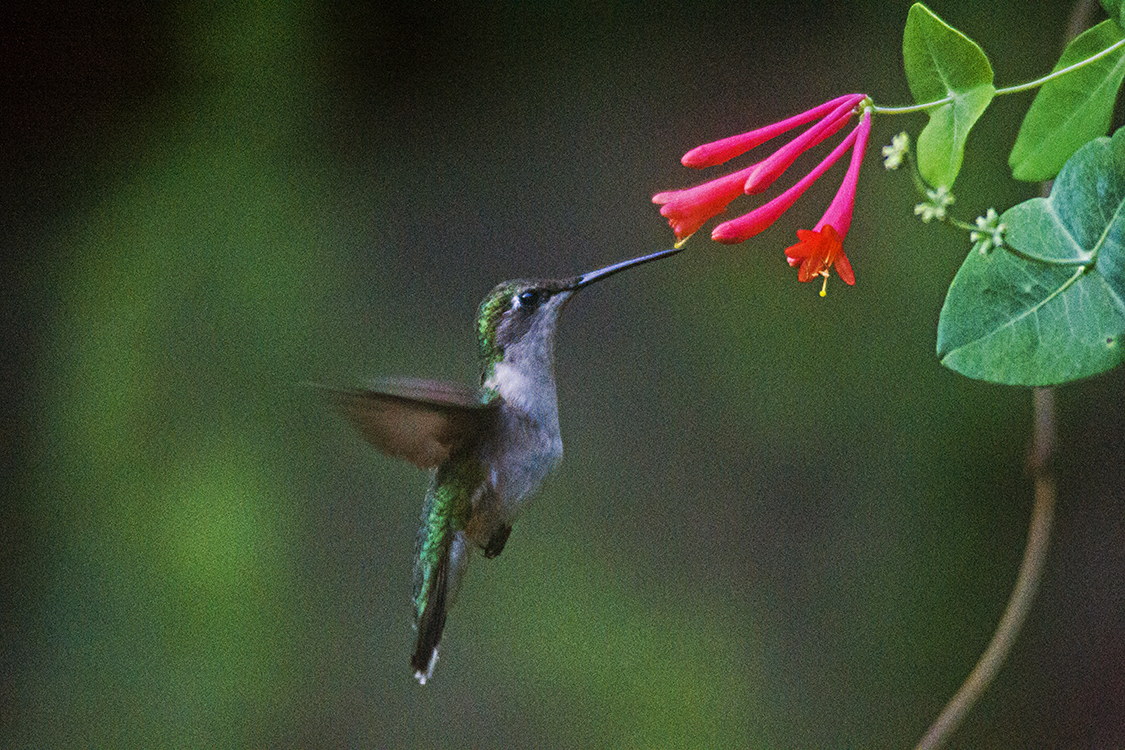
[819,271,829,297]
[673,235,692,249]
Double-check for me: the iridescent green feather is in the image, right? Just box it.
[476,282,518,375]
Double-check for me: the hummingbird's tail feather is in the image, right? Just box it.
[412,529,470,685]
[412,458,478,684]
[411,547,447,683]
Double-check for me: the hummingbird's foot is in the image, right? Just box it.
[483,525,512,558]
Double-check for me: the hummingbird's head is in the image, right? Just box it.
[476,278,575,377]
[475,247,682,399]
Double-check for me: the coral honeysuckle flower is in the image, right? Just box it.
[784,109,871,295]
[651,165,757,246]
[711,117,865,244]
[653,94,873,291]
[784,226,854,296]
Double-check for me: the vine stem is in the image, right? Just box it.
[998,37,1125,95]
[870,15,1120,115]
[914,387,1057,750]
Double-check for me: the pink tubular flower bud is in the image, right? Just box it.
[813,109,871,241]
[681,93,864,169]
[652,164,758,244]
[742,95,863,195]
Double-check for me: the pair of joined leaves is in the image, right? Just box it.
[905,2,1125,188]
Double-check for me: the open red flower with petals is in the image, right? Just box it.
[785,226,854,296]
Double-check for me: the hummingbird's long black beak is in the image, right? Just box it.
[570,247,682,290]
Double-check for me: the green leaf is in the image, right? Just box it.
[902,3,995,188]
[1009,20,1125,182]
[937,127,1125,385]
[1099,0,1125,29]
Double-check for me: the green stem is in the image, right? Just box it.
[906,151,929,196]
[996,36,1125,95]
[871,100,948,115]
[870,36,1125,115]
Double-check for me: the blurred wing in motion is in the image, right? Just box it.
[316,378,499,469]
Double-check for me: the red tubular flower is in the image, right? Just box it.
[653,94,872,291]
[784,109,872,295]
[784,226,854,296]
[652,164,756,246]
[812,109,871,241]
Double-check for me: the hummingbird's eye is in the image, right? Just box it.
[517,289,544,309]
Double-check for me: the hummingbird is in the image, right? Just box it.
[322,246,680,684]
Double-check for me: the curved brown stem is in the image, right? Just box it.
[915,388,1056,749]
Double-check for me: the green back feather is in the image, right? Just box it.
[412,456,482,620]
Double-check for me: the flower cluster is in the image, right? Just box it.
[914,185,954,223]
[882,132,909,170]
[653,94,872,292]
[971,208,1005,253]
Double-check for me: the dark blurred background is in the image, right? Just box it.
[4,1,1123,747]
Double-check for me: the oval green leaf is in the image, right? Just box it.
[937,127,1125,385]
[1099,0,1125,29]
[1009,20,1125,182]
[903,3,995,188]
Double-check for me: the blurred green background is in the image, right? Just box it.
[5,1,1124,747]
